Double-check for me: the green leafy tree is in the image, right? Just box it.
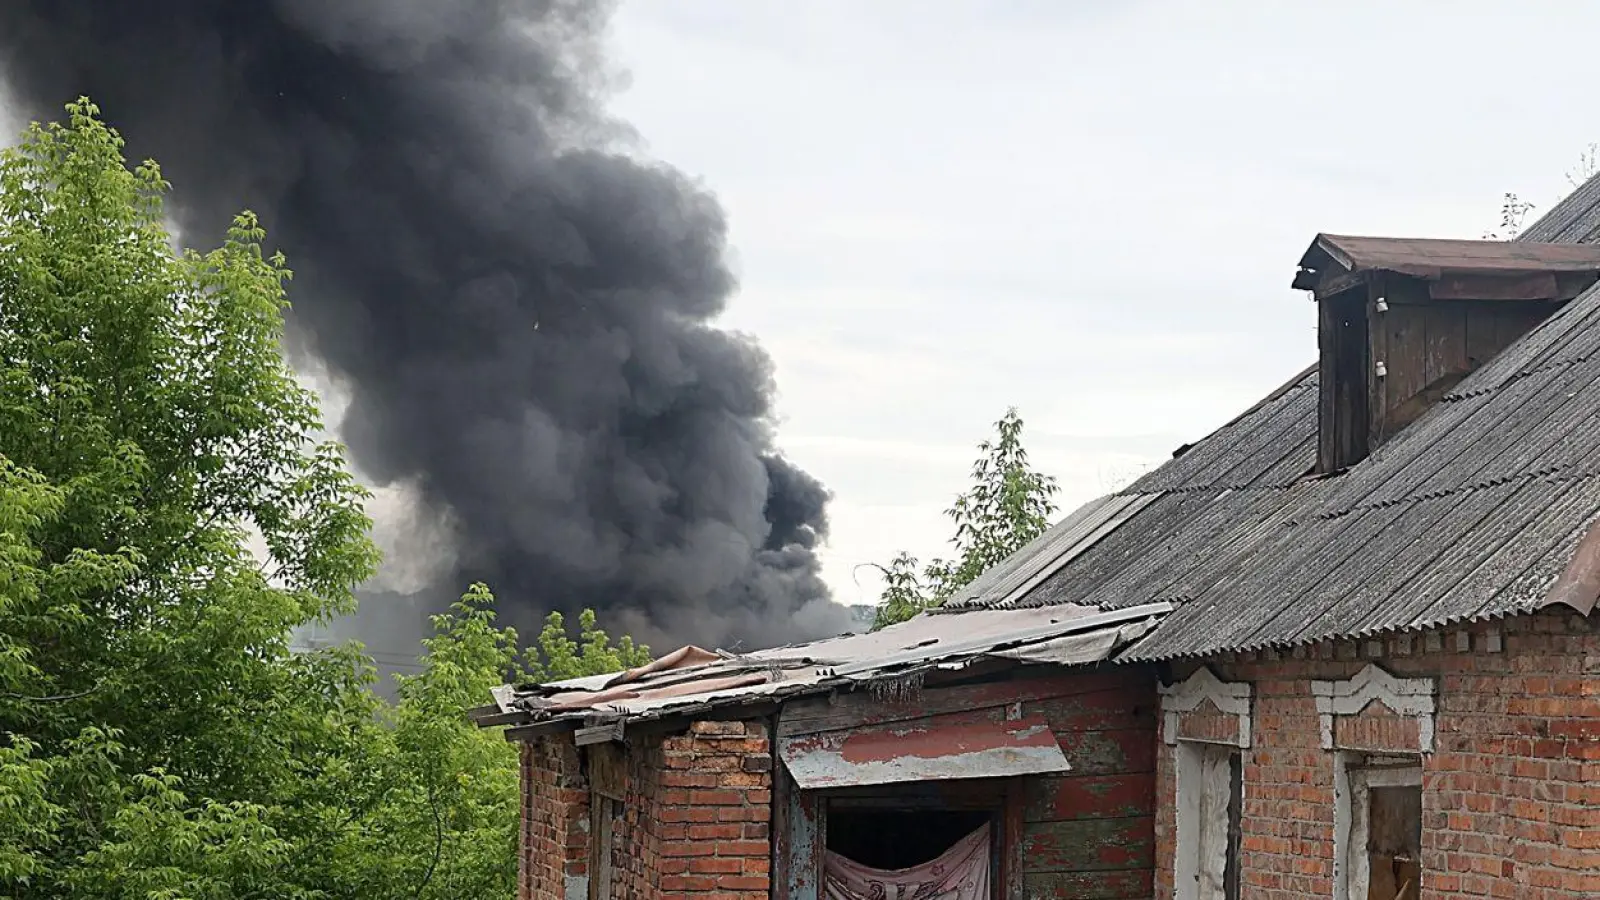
[0,99,653,899]
[528,608,652,683]
[0,97,381,896]
[873,408,1059,628]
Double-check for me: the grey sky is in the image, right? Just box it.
[605,0,1597,606]
[1,2,1593,616]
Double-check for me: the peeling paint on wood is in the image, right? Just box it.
[780,717,1071,789]
[778,672,1139,737]
[1021,688,1151,732]
[1022,774,1156,823]
[1021,816,1154,873]
[776,768,822,900]
[1052,729,1156,776]
[1022,869,1154,900]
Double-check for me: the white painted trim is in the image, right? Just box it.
[1173,741,1239,900]
[1159,667,1253,749]
[1363,765,1422,789]
[1310,663,1437,753]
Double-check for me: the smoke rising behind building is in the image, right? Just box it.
[0,0,849,654]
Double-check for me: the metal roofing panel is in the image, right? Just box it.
[1313,234,1600,274]
[484,599,1171,732]
[778,716,1071,789]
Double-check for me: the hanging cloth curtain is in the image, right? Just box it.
[822,823,991,900]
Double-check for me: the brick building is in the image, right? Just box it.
[480,191,1600,899]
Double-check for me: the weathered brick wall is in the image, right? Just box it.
[1153,611,1599,900]
[521,737,589,900]
[605,738,663,900]
[657,720,773,900]
[518,719,773,900]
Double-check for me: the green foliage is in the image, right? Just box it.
[873,408,1059,628]
[0,99,651,899]
[528,607,651,683]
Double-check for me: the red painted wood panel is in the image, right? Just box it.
[1022,773,1157,823]
[1021,816,1154,872]
[1053,728,1157,776]
[1014,670,1157,899]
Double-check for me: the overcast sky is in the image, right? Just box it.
[1,3,1594,614]
[603,0,1598,607]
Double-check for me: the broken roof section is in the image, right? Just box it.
[476,600,1170,738]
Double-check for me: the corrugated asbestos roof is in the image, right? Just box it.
[476,601,1171,733]
[480,179,1600,735]
[938,180,1600,661]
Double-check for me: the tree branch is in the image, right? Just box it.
[1,682,100,703]
[412,779,445,900]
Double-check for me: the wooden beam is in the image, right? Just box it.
[502,719,578,743]
[1428,271,1559,301]
[777,669,1144,737]
[574,720,625,746]
[1313,268,1369,301]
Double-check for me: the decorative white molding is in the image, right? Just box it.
[1159,666,1253,748]
[1310,663,1437,753]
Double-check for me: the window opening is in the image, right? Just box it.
[1175,742,1243,900]
[1337,755,1422,900]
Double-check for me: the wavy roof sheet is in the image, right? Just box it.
[940,182,1600,661]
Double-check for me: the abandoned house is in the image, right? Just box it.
[476,187,1600,900]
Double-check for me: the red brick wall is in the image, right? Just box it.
[1153,611,1600,900]
[657,720,773,900]
[520,738,589,900]
[518,719,773,900]
[610,738,664,900]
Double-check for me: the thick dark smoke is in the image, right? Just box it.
[0,0,849,655]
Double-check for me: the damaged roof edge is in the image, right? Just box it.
[1540,515,1600,616]
[478,602,1173,739]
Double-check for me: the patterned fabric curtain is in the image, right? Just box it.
[823,824,991,900]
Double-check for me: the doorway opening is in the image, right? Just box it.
[825,808,992,870]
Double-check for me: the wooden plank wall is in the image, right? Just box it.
[777,666,1158,900]
[1014,668,1157,900]
[1371,277,1558,442]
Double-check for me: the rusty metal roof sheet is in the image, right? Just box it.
[778,717,1071,789]
[944,180,1600,660]
[1300,233,1600,279]
[477,600,1171,735]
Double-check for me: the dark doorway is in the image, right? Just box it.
[825,808,992,870]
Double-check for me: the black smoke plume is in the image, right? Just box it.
[0,0,848,656]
